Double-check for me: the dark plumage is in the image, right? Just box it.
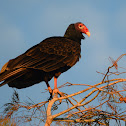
[0,22,90,95]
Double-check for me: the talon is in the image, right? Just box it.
[48,87,53,94]
[46,77,64,101]
[52,88,64,103]
[53,88,59,95]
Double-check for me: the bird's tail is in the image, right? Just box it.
[0,81,6,87]
[0,68,26,87]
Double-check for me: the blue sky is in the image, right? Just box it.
[0,0,126,124]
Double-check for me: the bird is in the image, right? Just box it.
[0,22,90,98]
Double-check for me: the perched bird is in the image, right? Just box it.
[0,22,90,97]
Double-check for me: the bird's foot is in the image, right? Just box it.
[48,88,64,101]
[53,88,64,103]
[53,88,64,98]
[48,87,53,100]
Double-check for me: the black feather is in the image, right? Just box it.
[0,23,85,89]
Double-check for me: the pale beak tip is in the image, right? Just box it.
[86,32,90,37]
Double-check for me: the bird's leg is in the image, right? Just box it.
[45,81,53,99]
[54,76,58,91]
[45,77,64,100]
[53,77,64,97]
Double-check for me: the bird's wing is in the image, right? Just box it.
[25,37,81,72]
[0,37,80,82]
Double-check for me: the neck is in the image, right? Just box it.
[64,24,85,43]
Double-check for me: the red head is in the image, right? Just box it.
[74,22,90,37]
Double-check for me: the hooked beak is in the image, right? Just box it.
[86,32,90,37]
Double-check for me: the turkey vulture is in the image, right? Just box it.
[0,22,90,97]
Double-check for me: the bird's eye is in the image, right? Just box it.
[79,25,84,29]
